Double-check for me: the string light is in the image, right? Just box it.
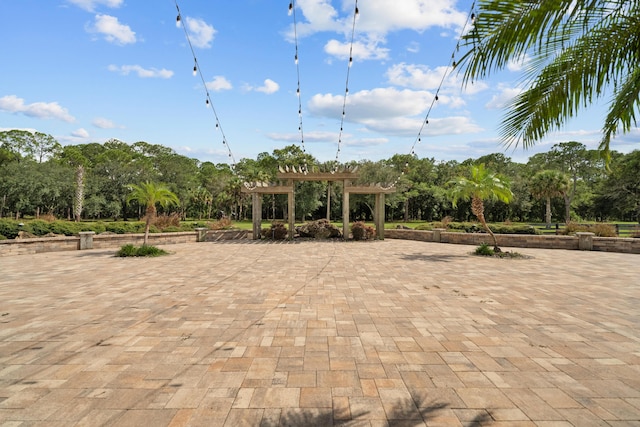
[289,0,308,172]
[394,1,476,186]
[174,0,236,167]
[334,0,359,172]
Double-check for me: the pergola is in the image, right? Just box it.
[240,166,396,240]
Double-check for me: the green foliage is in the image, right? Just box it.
[48,221,82,236]
[351,221,375,241]
[562,222,617,237]
[105,222,146,234]
[474,243,495,256]
[24,219,51,235]
[115,244,168,257]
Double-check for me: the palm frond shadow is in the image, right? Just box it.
[400,253,467,262]
[259,396,493,426]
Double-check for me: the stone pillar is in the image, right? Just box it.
[252,193,262,240]
[287,190,295,240]
[375,193,385,240]
[195,227,208,242]
[576,232,594,250]
[79,231,95,250]
[433,228,445,243]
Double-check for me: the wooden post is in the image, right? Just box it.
[287,189,295,240]
[342,182,350,239]
[252,193,262,240]
[375,193,385,239]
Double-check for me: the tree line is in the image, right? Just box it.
[0,129,638,224]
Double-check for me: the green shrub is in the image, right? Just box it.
[474,243,494,256]
[161,226,183,233]
[25,220,52,236]
[0,219,20,239]
[415,224,433,231]
[351,221,375,241]
[0,234,7,240]
[49,221,83,236]
[562,222,617,237]
[115,244,168,257]
[488,224,539,235]
[105,221,145,234]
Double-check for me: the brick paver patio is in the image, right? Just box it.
[0,239,638,426]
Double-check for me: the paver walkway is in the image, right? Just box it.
[0,240,639,426]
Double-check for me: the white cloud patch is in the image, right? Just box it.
[293,0,467,38]
[68,0,123,12]
[245,79,280,94]
[324,38,389,61]
[485,85,524,109]
[507,53,531,72]
[92,117,119,129]
[0,95,75,123]
[71,128,90,138]
[309,87,433,121]
[267,130,338,143]
[206,76,233,92]
[89,14,136,45]
[108,64,173,79]
[185,17,216,48]
[386,63,489,96]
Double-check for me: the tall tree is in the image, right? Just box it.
[449,163,513,251]
[530,170,570,228]
[126,182,179,245]
[458,0,640,161]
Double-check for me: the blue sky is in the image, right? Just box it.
[1,0,637,166]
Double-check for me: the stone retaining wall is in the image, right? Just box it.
[385,228,640,254]
[0,230,247,257]
[2,228,638,256]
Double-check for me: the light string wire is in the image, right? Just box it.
[333,0,359,172]
[175,1,237,167]
[289,1,308,173]
[390,1,477,187]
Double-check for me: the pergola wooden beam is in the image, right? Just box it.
[242,169,395,240]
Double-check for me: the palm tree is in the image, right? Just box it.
[449,164,513,252]
[530,170,570,228]
[458,0,639,162]
[127,182,180,245]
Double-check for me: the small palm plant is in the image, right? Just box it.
[530,170,570,228]
[449,163,514,252]
[126,181,180,245]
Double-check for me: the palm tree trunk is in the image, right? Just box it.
[472,196,500,251]
[545,196,552,228]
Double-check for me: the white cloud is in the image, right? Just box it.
[309,87,433,121]
[108,64,173,79]
[507,53,531,72]
[267,130,338,143]
[324,38,389,61]
[92,117,119,129]
[67,0,123,12]
[386,63,489,96]
[293,0,467,38]
[185,17,216,48]
[363,115,483,137]
[0,95,75,123]
[245,79,280,94]
[206,76,232,91]
[485,85,524,109]
[71,128,90,138]
[89,14,136,45]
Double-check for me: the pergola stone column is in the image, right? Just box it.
[241,167,395,240]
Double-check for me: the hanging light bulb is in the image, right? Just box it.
[295,54,298,64]
[289,2,293,15]
[435,95,439,101]
[193,64,197,76]
[349,57,353,67]
[206,99,210,107]
[176,14,181,28]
